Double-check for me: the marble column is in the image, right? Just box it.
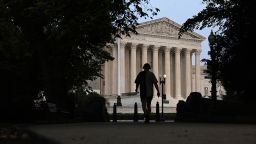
[104,60,110,95]
[130,44,137,92]
[153,46,159,96]
[185,49,191,97]
[112,45,118,95]
[165,47,171,97]
[195,49,201,92]
[174,48,181,99]
[190,52,194,92]
[120,42,126,94]
[142,44,148,65]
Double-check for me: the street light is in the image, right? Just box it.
[208,31,215,44]
[159,74,166,120]
[208,31,217,101]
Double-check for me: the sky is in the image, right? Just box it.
[139,0,211,61]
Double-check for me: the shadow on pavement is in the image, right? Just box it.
[0,126,60,144]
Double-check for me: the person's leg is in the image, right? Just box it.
[140,97,147,116]
[146,97,153,113]
[144,97,153,123]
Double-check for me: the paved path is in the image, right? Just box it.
[27,122,256,144]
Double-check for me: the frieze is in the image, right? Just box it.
[135,18,205,41]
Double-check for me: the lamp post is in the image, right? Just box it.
[159,74,166,120]
[208,31,217,101]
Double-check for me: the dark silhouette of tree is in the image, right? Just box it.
[179,0,256,109]
[202,31,222,101]
[0,0,159,121]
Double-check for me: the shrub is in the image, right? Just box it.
[75,92,109,122]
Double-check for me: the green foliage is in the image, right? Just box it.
[0,0,158,120]
[201,31,222,81]
[179,0,256,106]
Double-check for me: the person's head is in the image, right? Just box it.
[143,63,151,70]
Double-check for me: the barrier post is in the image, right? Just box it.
[113,103,117,122]
[155,102,160,122]
[133,102,138,122]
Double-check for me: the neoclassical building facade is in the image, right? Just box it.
[92,17,208,106]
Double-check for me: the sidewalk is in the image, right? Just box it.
[27,122,256,144]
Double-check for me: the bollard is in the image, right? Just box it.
[113,103,117,122]
[133,102,138,122]
[155,102,160,122]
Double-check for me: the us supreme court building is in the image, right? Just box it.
[90,17,219,107]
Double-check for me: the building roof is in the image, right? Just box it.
[136,17,205,42]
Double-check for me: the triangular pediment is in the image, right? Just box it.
[136,17,205,41]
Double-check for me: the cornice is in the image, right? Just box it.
[128,33,203,43]
[137,17,205,41]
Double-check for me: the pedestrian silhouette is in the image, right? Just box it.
[135,63,160,123]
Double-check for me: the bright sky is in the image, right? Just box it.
[139,0,211,61]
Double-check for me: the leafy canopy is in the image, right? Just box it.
[0,0,159,118]
[179,0,256,104]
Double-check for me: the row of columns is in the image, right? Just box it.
[105,42,202,101]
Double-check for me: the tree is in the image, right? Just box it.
[202,31,222,101]
[0,0,158,120]
[179,0,256,106]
